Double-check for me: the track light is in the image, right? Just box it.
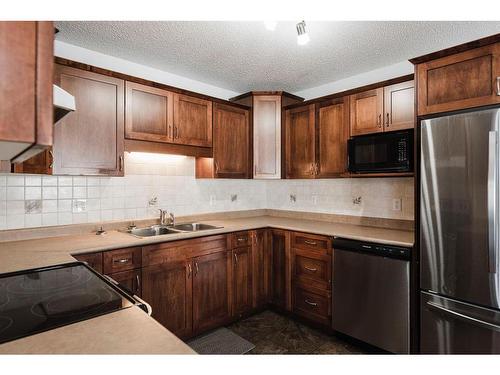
[296,20,310,45]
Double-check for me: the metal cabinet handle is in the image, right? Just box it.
[305,299,318,307]
[234,253,238,264]
[310,163,315,175]
[187,263,192,278]
[304,240,317,246]
[237,237,246,242]
[215,161,220,174]
[304,266,317,272]
[488,131,498,274]
[113,258,130,264]
[496,77,500,96]
[386,113,390,127]
[173,126,178,139]
[194,262,199,276]
[119,155,124,171]
[377,114,382,128]
[427,301,500,332]
[135,274,141,292]
[168,125,173,138]
[48,150,54,169]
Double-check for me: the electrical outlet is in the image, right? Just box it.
[392,198,402,211]
[209,195,216,206]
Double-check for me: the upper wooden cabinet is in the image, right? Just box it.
[384,81,415,131]
[125,82,173,143]
[349,88,384,136]
[173,94,212,147]
[316,96,350,177]
[196,102,251,178]
[53,65,125,176]
[415,42,500,115]
[350,81,414,136]
[0,21,53,163]
[285,104,316,178]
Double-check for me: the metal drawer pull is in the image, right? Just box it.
[496,77,500,96]
[304,266,317,272]
[195,262,199,276]
[114,258,130,264]
[187,263,192,278]
[304,240,317,245]
[427,301,500,332]
[135,274,141,292]
[237,237,246,242]
[305,299,318,307]
[234,253,238,264]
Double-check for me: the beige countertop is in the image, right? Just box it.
[0,214,413,354]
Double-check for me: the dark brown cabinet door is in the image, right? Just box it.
[417,42,500,115]
[252,229,272,308]
[232,246,252,317]
[384,81,415,131]
[270,229,291,311]
[125,82,173,143]
[142,261,192,338]
[0,21,53,162]
[173,94,212,147]
[192,251,231,333]
[53,65,124,176]
[349,88,384,136]
[107,269,142,297]
[73,252,103,274]
[212,103,251,178]
[285,104,316,178]
[316,96,350,177]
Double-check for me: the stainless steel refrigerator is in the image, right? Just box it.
[420,107,500,354]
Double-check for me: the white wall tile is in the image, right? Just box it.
[25,186,42,200]
[7,187,24,201]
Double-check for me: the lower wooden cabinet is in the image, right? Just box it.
[232,245,253,317]
[142,261,192,338]
[293,286,331,326]
[192,251,231,333]
[270,229,291,311]
[73,252,103,274]
[252,229,272,308]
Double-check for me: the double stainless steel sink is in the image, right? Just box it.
[126,222,222,238]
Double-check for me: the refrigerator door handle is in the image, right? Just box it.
[427,301,500,332]
[488,131,498,274]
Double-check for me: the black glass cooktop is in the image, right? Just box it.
[0,262,134,344]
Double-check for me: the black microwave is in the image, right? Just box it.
[348,130,413,173]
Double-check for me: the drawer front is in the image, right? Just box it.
[103,247,142,274]
[293,287,331,325]
[231,231,252,248]
[292,232,331,252]
[73,252,103,273]
[294,252,331,287]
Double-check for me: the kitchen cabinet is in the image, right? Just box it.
[383,81,415,131]
[316,96,350,177]
[192,250,232,333]
[52,65,125,176]
[0,21,53,163]
[107,269,142,297]
[142,260,192,338]
[231,232,253,317]
[103,247,141,274]
[196,102,251,178]
[284,104,316,178]
[270,229,291,311]
[73,252,103,274]
[252,229,272,308]
[125,82,174,143]
[349,88,384,136]
[415,42,500,115]
[173,94,212,147]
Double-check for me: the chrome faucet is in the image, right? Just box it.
[159,209,175,226]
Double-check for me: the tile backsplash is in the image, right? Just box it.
[0,152,414,230]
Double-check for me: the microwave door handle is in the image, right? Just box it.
[488,130,498,273]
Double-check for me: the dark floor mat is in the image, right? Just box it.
[187,327,255,354]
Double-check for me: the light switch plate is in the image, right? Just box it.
[392,198,402,211]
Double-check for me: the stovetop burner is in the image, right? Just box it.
[0,262,136,345]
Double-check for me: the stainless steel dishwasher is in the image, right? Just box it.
[332,237,411,354]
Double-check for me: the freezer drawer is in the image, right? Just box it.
[421,291,500,354]
[332,248,410,353]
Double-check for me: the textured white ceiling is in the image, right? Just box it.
[55,21,500,93]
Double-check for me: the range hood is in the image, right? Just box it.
[53,84,75,123]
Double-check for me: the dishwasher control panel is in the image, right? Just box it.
[332,237,411,260]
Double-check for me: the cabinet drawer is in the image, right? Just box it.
[103,247,142,274]
[294,249,331,289]
[231,231,252,248]
[291,232,331,252]
[73,252,103,273]
[293,286,331,325]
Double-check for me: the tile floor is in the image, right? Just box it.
[227,310,371,354]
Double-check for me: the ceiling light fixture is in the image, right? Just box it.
[264,21,277,31]
[296,20,310,45]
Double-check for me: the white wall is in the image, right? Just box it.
[55,41,239,100]
[294,61,414,100]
